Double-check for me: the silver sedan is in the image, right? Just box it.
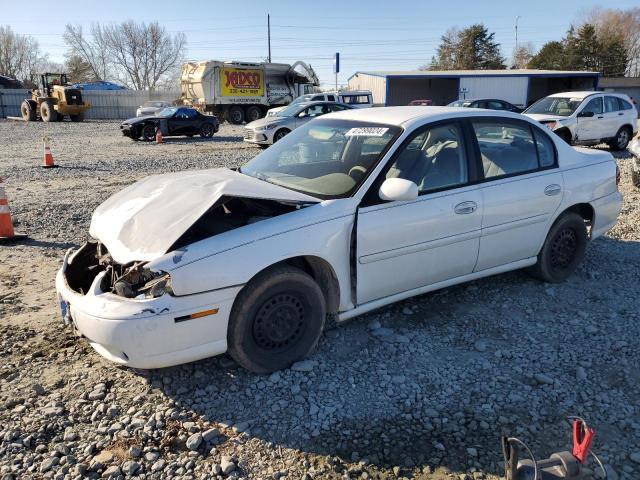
[244,101,352,146]
[136,101,173,117]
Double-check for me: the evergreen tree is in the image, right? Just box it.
[429,24,505,70]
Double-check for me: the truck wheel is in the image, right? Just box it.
[228,265,326,373]
[245,106,262,123]
[40,101,57,123]
[608,126,631,151]
[21,100,36,121]
[228,106,244,124]
[527,212,587,283]
[70,113,84,122]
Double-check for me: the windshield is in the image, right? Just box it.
[240,119,402,199]
[524,97,583,116]
[448,100,471,107]
[276,103,305,117]
[158,107,178,117]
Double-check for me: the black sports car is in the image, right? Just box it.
[120,107,219,141]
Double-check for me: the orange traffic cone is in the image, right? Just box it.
[0,177,27,242]
[42,136,58,168]
[155,127,163,144]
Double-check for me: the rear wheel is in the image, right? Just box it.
[609,126,631,151]
[245,105,262,123]
[228,106,245,124]
[141,124,156,141]
[70,113,84,122]
[20,100,36,121]
[527,212,588,283]
[40,101,57,123]
[228,266,326,373]
[199,123,215,138]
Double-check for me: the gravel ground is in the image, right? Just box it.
[0,118,639,480]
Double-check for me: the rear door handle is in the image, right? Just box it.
[454,201,477,214]
[618,112,624,116]
[597,116,603,119]
[544,184,562,196]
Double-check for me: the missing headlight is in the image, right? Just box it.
[113,264,173,299]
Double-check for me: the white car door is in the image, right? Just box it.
[471,118,564,271]
[576,96,605,141]
[356,121,482,304]
[602,95,625,137]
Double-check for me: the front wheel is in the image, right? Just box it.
[609,127,631,151]
[527,212,588,283]
[199,123,215,138]
[40,101,57,123]
[273,129,289,143]
[21,100,36,121]
[228,266,326,373]
[141,124,156,141]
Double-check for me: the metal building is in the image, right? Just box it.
[347,69,599,108]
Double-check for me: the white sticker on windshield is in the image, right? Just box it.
[345,127,389,137]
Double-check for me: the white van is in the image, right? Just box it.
[266,90,373,117]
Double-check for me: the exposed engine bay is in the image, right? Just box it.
[65,196,302,298]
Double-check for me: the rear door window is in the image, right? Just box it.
[604,96,620,113]
[472,120,544,179]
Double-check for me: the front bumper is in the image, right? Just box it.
[55,251,242,369]
[243,128,272,145]
[120,124,136,138]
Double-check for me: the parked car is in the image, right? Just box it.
[120,107,219,141]
[409,99,433,106]
[136,100,172,117]
[266,93,341,117]
[244,101,353,146]
[266,90,373,117]
[448,98,523,113]
[629,138,640,187]
[523,92,638,150]
[56,106,622,372]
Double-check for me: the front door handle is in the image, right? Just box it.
[454,201,477,214]
[544,184,562,196]
[618,112,624,116]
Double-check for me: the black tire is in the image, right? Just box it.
[245,105,262,123]
[199,123,215,138]
[228,266,326,373]
[273,129,290,143]
[70,113,84,122]
[632,163,640,188]
[21,100,36,121]
[555,129,572,145]
[40,101,57,123]
[527,212,588,283]
[141,124,156,141]
[609,126,631,151]
[228,106,245,124]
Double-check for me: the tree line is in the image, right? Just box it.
[424,7,639,77]
[0,21,186,90]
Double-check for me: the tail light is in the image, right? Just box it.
[616,165,621,186]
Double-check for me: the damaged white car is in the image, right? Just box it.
[56,107,622,372]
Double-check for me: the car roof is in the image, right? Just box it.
[547,91,598,99]
[323,105,528,127]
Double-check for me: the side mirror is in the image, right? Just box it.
[379,178,419,202]
[578,111,595,118]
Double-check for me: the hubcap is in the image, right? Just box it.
[253,293,306,351]
[202,124,212,136]
[618,130,629,147]
[550,228,577,270]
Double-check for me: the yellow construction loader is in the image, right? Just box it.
[21,73,90,122]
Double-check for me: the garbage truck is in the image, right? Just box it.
[180,60,320,124]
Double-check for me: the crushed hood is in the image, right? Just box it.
[90,168,319,264]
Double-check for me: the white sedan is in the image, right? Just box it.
[56,107,622,372]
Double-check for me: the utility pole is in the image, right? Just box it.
[515,16,520,52]
[514,15,521,68]
[267,14,271,63]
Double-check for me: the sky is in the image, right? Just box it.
[2,0,638,89]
